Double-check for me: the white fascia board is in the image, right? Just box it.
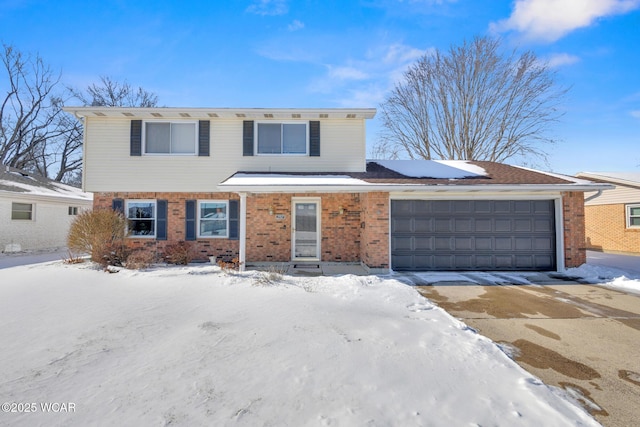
[62,106,377,120]
[217,183,614,194]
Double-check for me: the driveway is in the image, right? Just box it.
[406,271,640,427]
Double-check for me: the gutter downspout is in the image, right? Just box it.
[584,190,603,203]
[239,192,247,272]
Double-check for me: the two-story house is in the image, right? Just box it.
[63,106,609,272]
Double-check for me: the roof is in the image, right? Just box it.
[62,106,377,120]
[0,166,93,203]
[219,160,612,193]
[576,172,640,190]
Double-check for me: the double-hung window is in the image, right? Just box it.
[198,201,229,238]
[11,202,33,220]
[126,200,156,237]
[256,122,307,155]
[627,204,640,228]
[145,122,197,154]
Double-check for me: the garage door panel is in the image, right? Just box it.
[391,200,556,271]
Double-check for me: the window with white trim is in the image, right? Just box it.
[126,200,156,237]
[198,201,229,238]
[11,202,33,220]
[256,122,307,154]
[144,121,197,154]
[68,206,79,215]
[627,204,640,228]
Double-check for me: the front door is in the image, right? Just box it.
[292,199,320,260]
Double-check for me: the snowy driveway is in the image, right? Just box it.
[415,276,640,427]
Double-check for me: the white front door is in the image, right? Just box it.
[292,199,320,260]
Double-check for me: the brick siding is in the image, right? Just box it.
[360,192,390,269]
[584,203,640,254]
[93,192,239,262]
[562,191,587,267]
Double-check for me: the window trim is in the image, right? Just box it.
[68,206,79,216]
[626,204,640,229]
[254,121,309,156]
[142,120,198,156]
[126,199,157,238]
[11,202,33,221]
[197,200,229,239]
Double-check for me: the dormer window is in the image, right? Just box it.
[256,122,307,155]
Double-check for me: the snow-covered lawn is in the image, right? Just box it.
[0,262,600,426]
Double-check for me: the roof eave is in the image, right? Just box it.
[62,106,377,120]
[217,183,614,194]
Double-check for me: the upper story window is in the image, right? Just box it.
[11,202,33,220]
[256,122,307,155]
[144,122,197,155]
[126,200,156,237]
[627,204,640,228]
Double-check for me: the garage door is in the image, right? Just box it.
[391,200,556,271]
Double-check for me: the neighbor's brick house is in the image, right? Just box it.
[64,106,608,272]
[576,172,639,255]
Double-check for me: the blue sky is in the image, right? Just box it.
[1,0,638,174]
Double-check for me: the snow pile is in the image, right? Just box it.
[0,262,598,426]
[372,159,487,179]
[565,264,640,294]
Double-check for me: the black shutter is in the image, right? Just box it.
[185,200,196,241]
[309,120,320,157]
[229,200,239,240]
[156,200,168,240]
[243,120,254,156]
[112,198,124,214]
[130,120,142,156]
[198,120,210,156]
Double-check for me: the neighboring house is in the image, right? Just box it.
[575,172,640,255]
[0,166,93,252]
[63,106,609,272]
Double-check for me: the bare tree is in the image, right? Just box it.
[70,75,158,107]
[379,36,568,165]
[0,44,64,173]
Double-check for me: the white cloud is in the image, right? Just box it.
[288,19,304,31]
[246,0,288,16]
[328,66,369,81]
[631,110,640,119]
[491,0,640,42]
[545,53,581,68]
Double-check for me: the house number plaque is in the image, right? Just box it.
[275,214,286,220]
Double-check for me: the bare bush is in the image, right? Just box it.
[126,250,155,270]
[67,209,127,266]
[163,241,195,265]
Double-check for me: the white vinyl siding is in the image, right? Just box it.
[584,184,640,206]
[83,117,367,192]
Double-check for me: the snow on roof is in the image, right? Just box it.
[371,160,487,179]
[0,168,92,202]
[221,174,371,186]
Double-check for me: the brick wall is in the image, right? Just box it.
[93,192,239,262]
[360,192,390,269]
[245,193,362,263]
[584,203,640,254]
[562,191,586,267]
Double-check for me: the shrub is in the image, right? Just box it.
[163,241,195,265]
[218,257,242,272]
[67,209,127,266]
[126,250,155,270]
